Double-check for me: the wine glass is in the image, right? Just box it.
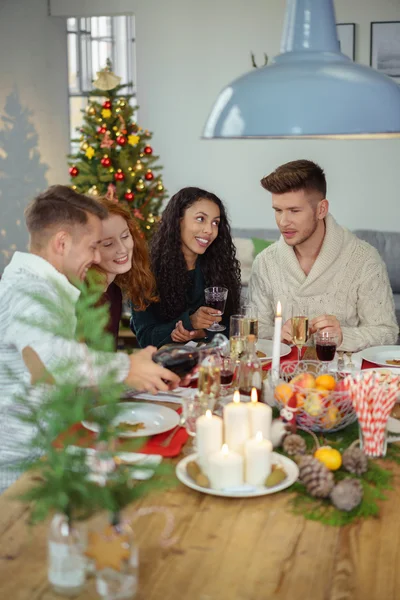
[242,304,259,343]
[181,393,209,453]
[291,305,309,362]
[204,286,228,332]
[229,314,247,361]
[197,354,221,409]
[315,331,338,371]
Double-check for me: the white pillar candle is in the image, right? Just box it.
[244,431,273,486]
[271,301,282,385]
[223,390,250,455]
[196,409,223,472]
[208,444,244,490]
[248,387,272,440]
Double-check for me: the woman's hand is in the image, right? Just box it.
[190,306,222,330]
[171,321,195,343]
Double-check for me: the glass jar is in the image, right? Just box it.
[48,513,86,597]
[93,514,139,600]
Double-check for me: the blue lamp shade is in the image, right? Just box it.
[203,0,400,139]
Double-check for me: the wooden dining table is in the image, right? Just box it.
[1,404,400,600]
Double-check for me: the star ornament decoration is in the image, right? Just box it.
[128,134,140,146]
[101,108,112,119]
[85,146,95,160]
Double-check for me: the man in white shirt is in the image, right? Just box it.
[0,185,179,491]
[249,160,398,350]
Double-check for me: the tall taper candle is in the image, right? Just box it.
[271,301,282,385]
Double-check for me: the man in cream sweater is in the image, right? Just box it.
[249,160,398,351]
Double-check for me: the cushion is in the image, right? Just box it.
[252,237,274,257]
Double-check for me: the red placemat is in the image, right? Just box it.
[54,408,188,458]
[262,345,300,372]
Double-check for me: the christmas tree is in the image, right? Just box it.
[68,64,166,238]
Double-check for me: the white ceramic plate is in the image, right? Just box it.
[360,346,400,368]
[256,340,291,363]
[82,402,180,438]
[176,452,299,498]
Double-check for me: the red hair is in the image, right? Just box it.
[94,197,158,310]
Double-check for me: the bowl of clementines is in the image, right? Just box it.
[273,360,357,433]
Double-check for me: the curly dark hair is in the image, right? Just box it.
[150,187,241,321]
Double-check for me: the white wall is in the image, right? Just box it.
[1,0,399,251]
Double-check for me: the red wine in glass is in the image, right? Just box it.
[220,369,234,385]
[316,343,337,362]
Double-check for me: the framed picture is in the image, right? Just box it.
[336,23,356,61]
[370,21,400,77]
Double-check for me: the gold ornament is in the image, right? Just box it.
[80,141,89,151]
[136,160,143,171]
[97,118,103,123]
[88,185,99,196]
[140,153,144,158]
[146,225,151,230]
[128,135,140,146]
[85,147,95,159]
[101,108,112,119]
[130,171,136,177]
[115,107,121,114]
[109,167,115,173]
[71,185,77,190]
[136,179,145,192]
[86,105,96,116]
[156,182,164,192]
[128,167,132,171]
[118,98,127,107]
[113,126,118,131]
[92,69,121,91]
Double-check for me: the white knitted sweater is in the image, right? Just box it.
[249,214,399,351]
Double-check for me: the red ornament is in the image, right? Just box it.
[145,171,154,181]
[98,126,107,134]
[102,100,112,109]
[124,191,135,201]
[116,135,127,146]
[114,170,125,181]
[100,156,111,167]
[144,146,153,155]
[69,166,79,177]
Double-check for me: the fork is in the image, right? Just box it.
[160,416,186,447]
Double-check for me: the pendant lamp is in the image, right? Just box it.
[203,0,400,139]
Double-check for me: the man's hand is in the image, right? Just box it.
[171,321,195,343]
[281,319,293,344]
[125,347,180,394]
[190,306,222,330]
[310,315,343,346]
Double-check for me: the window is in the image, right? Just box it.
[67,16,136,146]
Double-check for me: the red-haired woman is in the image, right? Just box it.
[93,198,157,348]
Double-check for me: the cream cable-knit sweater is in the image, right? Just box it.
[249,214,399,351]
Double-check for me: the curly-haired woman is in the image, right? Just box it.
[131,187,241,348]
[93,197,158,349]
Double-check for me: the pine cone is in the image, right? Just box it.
[342,447,368,475]
[330,478,363,511]
[298,456,335,498]
[283,434,307,456]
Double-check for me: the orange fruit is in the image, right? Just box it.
[274,383,293,405]
[315,374,336,391]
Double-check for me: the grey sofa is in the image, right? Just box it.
[232,227,400,328]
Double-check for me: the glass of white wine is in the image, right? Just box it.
[229,314,247,361]
[242,304,259,343]
[291,305,309,362]
[197,354,221,410]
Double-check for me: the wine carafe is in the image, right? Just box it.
[152,334,229,377]
[237,334,263,402]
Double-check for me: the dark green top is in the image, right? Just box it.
[130,262,228,348]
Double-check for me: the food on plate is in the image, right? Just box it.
[256,350,267,358]
[386,359,400,366]
[186,460,210,488]
[117,421,145,433]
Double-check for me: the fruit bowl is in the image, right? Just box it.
[273,360,357,433]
